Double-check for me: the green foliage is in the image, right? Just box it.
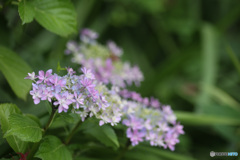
[0,104,21,133]
[4,114,42,142]
[80,119,119,149]
[51,112,79,128]
[0,158,16,160]
[18,0,77,37]
[132,145,196,160]
[35,135,72,160]
[0,104,28,153]
[25,114,42,127]
[0,127,4,146]
[124,152,160,160]
[33,0,77,37]
[175,111,240,125]
[0,46,32,100]
[18,0,35,24]
[226,44,240,76]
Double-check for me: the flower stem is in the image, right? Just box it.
[27,104,57,160]
[43,106,57,135]
[115,139,131,160]
[65,119,83,145]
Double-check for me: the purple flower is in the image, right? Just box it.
[107,40,123,57]
[121,99,183,150]
[76,110,88,122]
[74,92,84,109]
[99,120,105,126]
[41,87,53,102]
[164,131,179,151]
[66,92,75,103]
[54,93,73,113]
[162,105,173,114]
[144,119,152,130]
[65,41,79,55]
[142,97,149,106]
[131,92,142,102]
[49,74,66,87]
[150,97,160,108]
[66,67,76,76]
[80,78,95,89]
[98,95,109,110]
[80,29,98,44]
[127,128,145,146]
[123,116,144,130]
[162,105,176,124]
[25,72,36,80]
[26,68,125,128]
[157,122,170,132]
[119,89,132,99]
[173,123,184,135]
[37,69,52,84]
[156,136,165,147]
[29,83,42,104]
[81,67,95,80]
[95,59,113,84]
[131,66,144,86]
[88,88,99,102]
[146,131,157,146]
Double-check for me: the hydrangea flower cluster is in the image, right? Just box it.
[63,28,184,151]
[60,28,184,151]
[65,29,143,87]
[25,67,122,126]
[121,99,184,151]
[116,87,184,150]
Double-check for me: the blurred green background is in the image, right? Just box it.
[1,0,240,159]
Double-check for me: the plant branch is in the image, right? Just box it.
[115,139,131,160]
[27,103,57,160]
[43,105,57,135]
[65,119,83,145]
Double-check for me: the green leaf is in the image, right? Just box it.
[0,104,21,133]
[0,158,17,160]
[52,112,80,128]
[32,0,77,37]
[25,114,42,127]
[74,157,102,160]
[0,104,28,153]
[35,135,72,160]
[0,125,4,146]
[135,145,196,160]
[199,104,240,142]
[4,114,42,142]
[175,111,240,125]
[196,23,219,113]
[18,0,35,24]
[225,44,240,77]
[124,151,161,160]
[58,112,79,123]
[80,119,119,149]
[205,85,240,111]
[57,62,66,73]
[0,46,32,100]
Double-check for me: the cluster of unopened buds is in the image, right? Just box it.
[26,28,184,151]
